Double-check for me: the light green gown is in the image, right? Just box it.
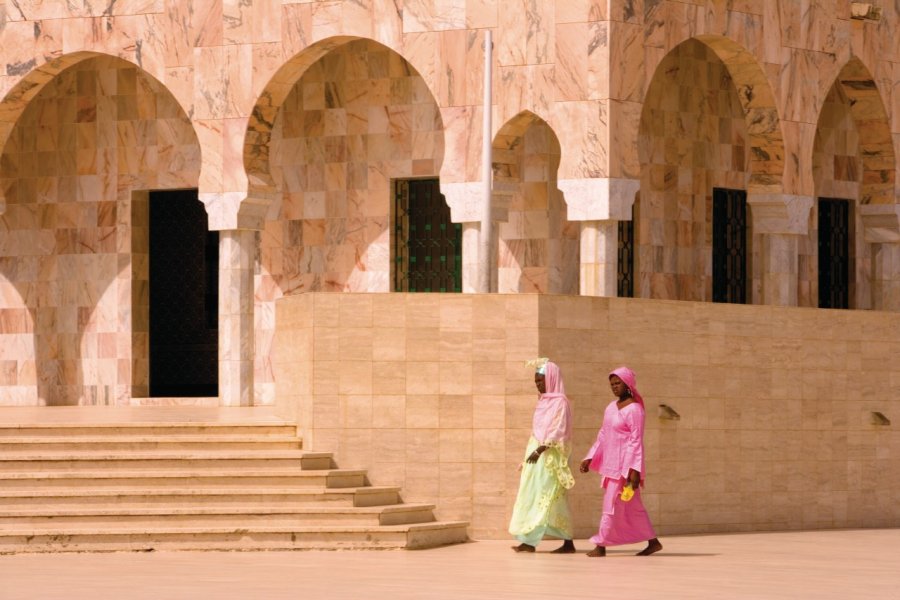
[508,436,576,546]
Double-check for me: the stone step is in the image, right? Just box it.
[0,451,335,472]
[0,486,402,508]
[0,423,297,438]
[0,436,305,453]
[0,469,368,490]
[0,521,470,552]
[0,503,438,527]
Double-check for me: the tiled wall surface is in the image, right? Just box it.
[637,39,750,302]
[496,116,579,294]
[0,56,200,405]
[0,0,898,409]
[275,292,900,538]
[254,39,444,404]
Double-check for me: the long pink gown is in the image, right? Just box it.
[584,398,657,546]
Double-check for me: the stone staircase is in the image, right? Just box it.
[0,422,468,552]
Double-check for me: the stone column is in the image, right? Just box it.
[579,221,618,297]
[461,223,482,293]
[861,205,900,311]
[559,177,638,297]
[200,191,270,407]
[747,193,813,306]
[217,229,257,406]
[442,181,506,294]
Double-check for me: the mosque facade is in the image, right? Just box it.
[0,0,898,538]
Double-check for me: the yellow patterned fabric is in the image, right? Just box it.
[508,436,574,540]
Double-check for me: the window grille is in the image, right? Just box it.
[817,198,850,309]
[712,188,747,304]
[393,179,462,293]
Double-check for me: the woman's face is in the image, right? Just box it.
[609,375,628,398]
[534,373,546,394]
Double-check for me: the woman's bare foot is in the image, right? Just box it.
[636,538,662,556]
[586,545,606,557]
[511,543,535,553]
[550,539,576,554]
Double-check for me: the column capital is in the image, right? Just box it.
[747,193,813,235]
[440,181,513,223]
[199,191,274,231]
[559,177,639,222]
[860,204,900,243]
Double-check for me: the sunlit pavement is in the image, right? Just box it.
[1,529,897,599]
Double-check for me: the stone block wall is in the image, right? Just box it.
[275,292,900,538]
[0,56,200,406]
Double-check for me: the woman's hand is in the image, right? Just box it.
[526,445,548,463]
[627,468,640,488]
[579,458,591,473]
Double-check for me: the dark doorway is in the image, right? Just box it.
[712,188,748,304]
[617,202,635,298]
[393,179,462,292]
[149,190,218,396]
[818,197,851,309]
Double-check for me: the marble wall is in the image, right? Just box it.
[275,292,900,538]
[806,82,865,309]
[0,0,898,410]
[254,39,444,405]
[495,115,579,294]
[637,39,751,301]
[0,56,200,406]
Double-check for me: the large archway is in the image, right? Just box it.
[805,57,896,309]
[0,54,202,405]
[638,37,785,302]
[248,38,446,404]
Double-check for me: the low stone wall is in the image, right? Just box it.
[274,292,900,539]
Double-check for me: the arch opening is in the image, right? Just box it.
[0,54,202,405]
[251,38,446,404]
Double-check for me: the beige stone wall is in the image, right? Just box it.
[0,56,200,406]
[275,292,900,538]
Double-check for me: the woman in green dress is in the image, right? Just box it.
[509,359,576,553]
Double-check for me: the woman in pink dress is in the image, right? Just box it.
[579,366,662,557]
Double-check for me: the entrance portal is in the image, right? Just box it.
[148,190,219,397]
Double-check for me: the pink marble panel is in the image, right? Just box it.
[0,58,199,405]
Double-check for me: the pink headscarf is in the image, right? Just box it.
[532,361,572,444]
[609,366,643,406]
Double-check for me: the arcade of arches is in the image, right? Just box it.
[0,2,898,410]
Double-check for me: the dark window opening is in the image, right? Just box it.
[149,190,218,397]
[617,214,635,298]
[393,179,462,293]
[818,198,850,309]
[712,188,748,304]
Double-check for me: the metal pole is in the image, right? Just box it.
[478,29,493,293]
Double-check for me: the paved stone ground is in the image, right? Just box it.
[1,529,897,599]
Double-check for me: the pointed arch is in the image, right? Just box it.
[493,111,577,294]
[818,57,896,205]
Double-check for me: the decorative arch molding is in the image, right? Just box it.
[243,36,444,203]
[0,51,198,207]
[644,35,786,195]
[816,57,896,206]
[491,110,561,222]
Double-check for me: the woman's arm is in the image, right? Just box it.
[579,425,605,473]
[620,405,645,482]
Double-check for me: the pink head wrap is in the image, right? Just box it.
[542,361,566,398]
[609,366,643,406]
[532,361,572,444]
